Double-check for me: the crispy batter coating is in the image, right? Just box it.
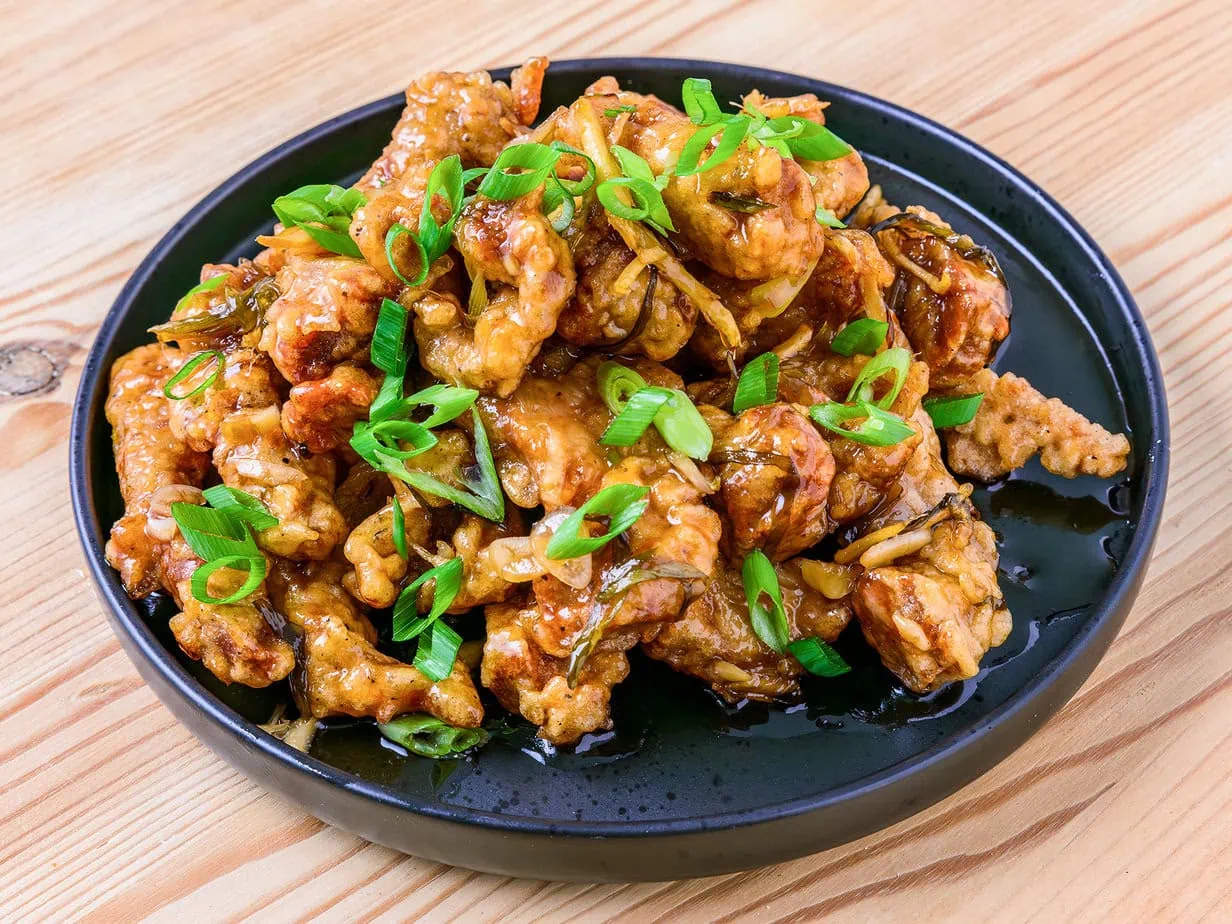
[270,559,483,725]
[853,512,1010,693]
[281,364,381,453]
[350,59,547,278]
[557,218,697,359]
[415,191,576,396]
[944,368,1131,481]
[484,601,630,745]
[259,254,395,385]
[645,559,851,702]
[343,494,434,608]
[741,89,870,217]
[709,403,836,561]
[104,344,210,597]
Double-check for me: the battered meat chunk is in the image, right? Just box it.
[350,58,548,277]
[740,89,870,217]
[168,347,348,560]
[708,403,836,561]
[104,344,210,597]
[857,194,1011,388]
[281,364,381,453]
[259,254,395,385]
[415,190,576,396]
[644,559,852,702]
[849,412,1011,692]
[269,559,483,726]
[943,368,1131,480]
[556,218,696,359]
[611,93,825,280]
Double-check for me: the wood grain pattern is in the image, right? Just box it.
[2,0,1229,919]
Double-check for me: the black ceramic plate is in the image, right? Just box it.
[71,58,1167,882]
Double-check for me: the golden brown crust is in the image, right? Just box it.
[944,369,1131,481]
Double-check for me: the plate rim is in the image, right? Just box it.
[69,56,1170,841]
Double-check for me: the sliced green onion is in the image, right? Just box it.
[788,636,851,677]
[711,191,775,213]
[548,141,597,196]
[597,146,675,235]
[392,556,464,642]
[397,408,505,521]
[743,550,789,653]
[413,620,464,683]
[371,298,408,376]
[477,142,560,200]
[810,401,915,447]
[674,116,750,177]
[733,352,780,413]
[597,361,649,413]
[391,499,408,559]
[377,714,487,758]
[170,502,251,561]
[544,483,650,561]
[189,553,266,606]
[401,384,479,429]
[163,350,223,400]
[271,183,365,258]
[174,274,227,313]
[847,347,912,409]
[201,485,278,531]
[765,116,852,162]
[815,205,846,229]
[681,77,724,125]
[370,372,407,422]
[599,387,673,447]
[385,222,431,287]
[923,393,984,429]
[830,318,889,357]
[350,418,438,465]
[596,363,713,459]
[604,104,638,117]
[150,276,278,344]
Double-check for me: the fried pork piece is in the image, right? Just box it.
[781,349,931,523]
[351,59,548,277]
[849,412,1011,692]
[104,344,210,597]
[414,190,576,396]
[689,227,895,369]
[556,216,697,359]
[484,601,630,745]
[856,193,1011,388]
[154,260,269,354]
[480,453,720,743]
[167,347,348,560]
[601,92,824,280]
[163,534,295,688]
[943,368,1130,481]
[476,354,681,510]
[269,559,483,726]
[644,559,852,702]
[707,403,836,561]
[343,493,434,608]
[281,364,381,453]
[259,254,395,385]
[741,89,870,217]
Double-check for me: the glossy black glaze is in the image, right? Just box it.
[70,58,1168,881]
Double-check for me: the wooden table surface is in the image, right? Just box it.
[4,1,1230,920]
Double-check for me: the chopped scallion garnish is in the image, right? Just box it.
[742,550,789,653]
[396,408,505,522]
[163,350,224,400]
[477,142,560,200]
[846,347,912,410]
[787,636,851,677]
[815,205,846,228]
[174,274,227,314]
[171,491,276,605]
[923,393,984,429]
[384,155,464,286]
[732,352,780,413]
[391,498,408,559]
[200,485,278,531]
[596,146,675,235]
[543,483,651,561]
[809,401,915,447]
[596,361,712,459]
[830,318,889,357]
[391,556,464,680]
[604,104,638,117]
[271,183,366,258]
[377,714,488,758]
